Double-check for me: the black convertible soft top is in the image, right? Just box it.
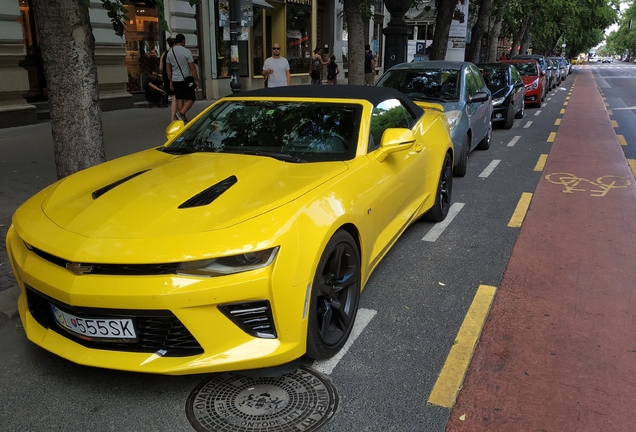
[224,85,424,119]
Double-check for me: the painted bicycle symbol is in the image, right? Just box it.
[545,172,631,197]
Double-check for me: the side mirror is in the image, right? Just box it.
[470,91,490,103]
[540,71,546,76]
[166,120,185,141]
[375,128,416,162]
[514,81,524,88]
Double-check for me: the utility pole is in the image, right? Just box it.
[229,0,242,93]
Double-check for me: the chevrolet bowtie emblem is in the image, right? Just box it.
[66,262,93,275]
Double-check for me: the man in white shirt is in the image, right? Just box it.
[166,33,199,122]
[262,43,291,88]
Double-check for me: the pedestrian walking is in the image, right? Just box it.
[145,71,168,107]
[262,43,291,87]
[166,33,199,123]
[364,44,376,86]
[160,37,177,120]
[326,55,339,85]
[310,47,326,85]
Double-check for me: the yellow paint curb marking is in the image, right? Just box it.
[508,192,532,227]
[628,159,636,178]
[560,109,566,114]
[605,102,610,107]
[612,120,619,128]
[547,132,556,142]
[555,118,561,126]
[428,285,497,408]
[602,97,607,100]
[566,96,570,100]
[607,109,613,115]
[534,154,548,171]
[618,135,627,146]
[563,101,568,106]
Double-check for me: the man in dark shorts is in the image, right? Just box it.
[166,33,199,122]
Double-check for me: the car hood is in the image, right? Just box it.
[521,76,539,85]
[488,86,508,98]
[40,148,347,239]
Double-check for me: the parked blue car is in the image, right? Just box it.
[376,61,493,177]
[477,62,526,129]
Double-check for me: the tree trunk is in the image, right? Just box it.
[344,0,367,85]
[466,0,493,63]
[429,0,456,60]
[519,22,532,54]
[487,16,503,61]
[31,0,106,179]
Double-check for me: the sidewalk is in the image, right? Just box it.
[447,67,636,429]
[0,102,211,321]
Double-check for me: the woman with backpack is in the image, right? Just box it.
[309,47,326,85]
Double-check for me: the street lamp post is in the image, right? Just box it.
[383,0,413,70]
[229,0,242,93]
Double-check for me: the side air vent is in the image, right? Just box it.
[92,169,151,199]
[178,175,238,209]
[218,300,277,339]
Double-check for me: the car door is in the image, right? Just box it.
[464,65,489,148]
[367,99,424,264]
[510,65,525,110]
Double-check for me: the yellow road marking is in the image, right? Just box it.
[555,118,561,126]
[618,135,627,146]
[612,120,619,128]
[628,159,636,177]
[605,102,610,107]
[563,102,568,106]
[428,285,497,408]
[566,96,570,100]
[534,154,548,171]
[547,132,556,142]
[508,192,533,227]
[607,109,613,115]
[545,173,631,197]
[602,97,607,100]
[560,109,566,114]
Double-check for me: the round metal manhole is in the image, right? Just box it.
[186,365,339,431]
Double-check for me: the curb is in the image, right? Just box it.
[0,285,19,322]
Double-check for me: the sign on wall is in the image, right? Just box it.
[446,0,469,61]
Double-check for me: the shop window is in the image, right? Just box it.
[286,3,312,75]
[124,5,161,92]
[252,6,264,76]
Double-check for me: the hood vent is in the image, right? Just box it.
[92,169,151,199]
[179,175,238,209]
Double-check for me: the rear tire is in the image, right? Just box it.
[425,153,453,222]
[305,230,361,360]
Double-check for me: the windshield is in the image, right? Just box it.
[376,68,461,101]
[164,100,362,162]
[479,66,507,87]
[512,62,539,77]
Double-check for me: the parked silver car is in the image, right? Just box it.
[376,61,493,177]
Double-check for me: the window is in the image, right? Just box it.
[286,3,312,75]
[464,67,479,98]
[369,99,413,151]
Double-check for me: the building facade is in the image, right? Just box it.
[0,0,383,129]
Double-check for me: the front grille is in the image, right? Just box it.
[29,246,180,276]
[218,300,277,339]
[26,286,203,357]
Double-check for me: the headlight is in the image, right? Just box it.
[177,247,279,277]
[525,80,538,90]
[492,97,505,106]
[445,110,462,131]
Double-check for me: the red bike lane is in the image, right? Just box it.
[447,67,636,431]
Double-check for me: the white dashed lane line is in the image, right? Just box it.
[534,110,541,116]
[507,136,521,147]
[523,121,533,128]
[478,159,501,178]
[313,308,377,375]
[422,202,465,242]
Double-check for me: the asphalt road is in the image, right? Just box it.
[1,62,635,431]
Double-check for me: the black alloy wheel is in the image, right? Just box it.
[306,230,361,360]
[425,152,453,222]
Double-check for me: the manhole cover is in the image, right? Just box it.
[186,365,339,431]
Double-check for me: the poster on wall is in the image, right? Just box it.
[446,0,469,61]
[219,0,253,27]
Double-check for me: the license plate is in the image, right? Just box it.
[51,304,137,342]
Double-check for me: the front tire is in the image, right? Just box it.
[306,230,361,360]
[515,100,525,119]
[477,120,492,150]
[452,135,468,177]
[503,104,514,129]
[425,152,453,222]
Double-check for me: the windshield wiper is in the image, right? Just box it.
[225,149,307,163]
[162,146,197,155]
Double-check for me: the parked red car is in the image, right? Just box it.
[501,59,546,108]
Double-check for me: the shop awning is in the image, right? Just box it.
[253,0,275,10]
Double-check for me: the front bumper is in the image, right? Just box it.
[7,226,309,375]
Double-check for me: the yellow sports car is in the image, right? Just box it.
[6,86,453,375]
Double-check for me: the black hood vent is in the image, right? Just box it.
[179,175,238,209]
[92,169,151,199]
